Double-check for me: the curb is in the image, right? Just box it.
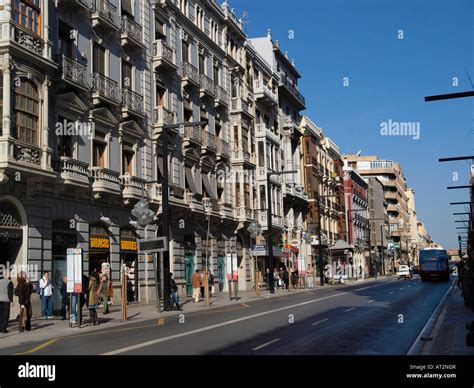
[406,278,456,355]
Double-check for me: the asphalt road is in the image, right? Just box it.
[0,276,452,355]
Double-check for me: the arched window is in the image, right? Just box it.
[12,0,41,35]
[14,79,39,145]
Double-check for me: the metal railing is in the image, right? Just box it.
[56,54,88,89]
[120,15,142,43]
[121,88,144,114]
[91,73,120,103]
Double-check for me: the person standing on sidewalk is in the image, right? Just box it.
[15,272,33,332]
[39,272,53,319]
[59,276,69,321]
[306,264,314,289]
[169,273,182,311]
[191,270,201,303]
[0,271,13,333]
[207,270,214,298]
[88,272,100,325]
[99,274,113,314]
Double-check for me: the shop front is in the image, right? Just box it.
[89,224,110,275]
[0,201,24,268]
[120,228,138,302]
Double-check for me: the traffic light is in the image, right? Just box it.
[458,235,462,243]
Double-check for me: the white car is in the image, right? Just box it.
[397,265,413,280]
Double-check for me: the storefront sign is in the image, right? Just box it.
[226,253,238,280]
[120,239,137,251]
[0,228,22,242]
[138,237,168,253]
[90,236,110,249]
[250,245,283,256]
[66,248,82,293]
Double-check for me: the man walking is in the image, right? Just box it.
[39,271,53,319]
[60,276,69,321]
[0,271,13,333]
[191,269,201,303]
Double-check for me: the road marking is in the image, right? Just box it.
[390,291,394,294]
[367,299,375,304]
[344,307,356,312]
[241,303,250,308]
[252,338,280,351]
[400,288,404,290]
[102,281,389,355]
[14,338,59,355]
[312,318,328,326]
[157,318,165,326]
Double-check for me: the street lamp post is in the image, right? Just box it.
[267,170,297,294]
[247,221,262,298]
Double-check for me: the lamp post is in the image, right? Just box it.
[247,221,262,298]
[267,170,297,294]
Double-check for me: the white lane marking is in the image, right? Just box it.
[252,338,280,351]
[344,307,356,312]
[400,288,404,290]
[102,281,390,355]
[390,291,394,294]
[312,318,329,326]
[367,299,375,303]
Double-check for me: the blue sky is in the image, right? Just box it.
[231,0,473,249]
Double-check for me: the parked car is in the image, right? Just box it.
[397,265,413,280]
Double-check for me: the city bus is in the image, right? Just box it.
[419,247,450,282]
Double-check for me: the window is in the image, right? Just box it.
[13,0,41,35]
[93,43,105,75]
[199,54,205,75]
[122,147,134,175]
[244,183,250,208]
[255,110,261,124]
[258,141,264,167]
[259,185,266,210]
[121,0,133,18]
[235,181,240,207]
[57,117,73,157]
[14,79,38,145]
[213,65,219,86]
[182,40,189,63]
[156,84,166,107]
[93,140,106,167]
[241,127,248,152]
[155,18,165,40]
[233,125,239,147]
[122,60,133,90]
[231,78,238,98]
[58,23,73,57]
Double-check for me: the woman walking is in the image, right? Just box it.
[14,272,33,332]
[88,271,100,325]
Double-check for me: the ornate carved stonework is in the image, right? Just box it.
[16,29,43,55]
[14,144,41,165]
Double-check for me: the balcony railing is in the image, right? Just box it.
[214,85,229,105]
[121,174,146,199]
[182,62,200,86]
[152,39,176,69]
[203,197,219,213]
[90,166,121,194]
[253,80,277,105]
[200,74,215,97]
[121,88,144,115]
[231,97,249,114]
[92,0,119,29]
[234,207,254,221]
[11,141,42,166]
[58,156,90,186]
[216,138,230,158]
[183,126,201,145]
[279,74,305,108]
[120,15,142,45]
[91,73,120,103]
[255,123,279,144]
[153,106,175,126]
[201,131,216,150]
[56,54,89,90]
[14,24,44,56]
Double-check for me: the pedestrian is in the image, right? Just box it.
[14,272,33,332]
[207,270,214,298]
[283,268,289,290]
[99,274,113,314]
[264,267,270,287]
[306,264,314,289]
[457,260,465,289]
[200,270,206,298]
[0,271,13,333]
[169,272,182,311]
[88,271,100,326]
[292,269,299,289]
[60,276,69,321]
[191,269,201,302]
[39,271,53,319]
[273,269,279,289]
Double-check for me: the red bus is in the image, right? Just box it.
[419,248,450,282]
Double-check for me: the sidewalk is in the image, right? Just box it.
[0,277,378,351]
[420,283,474,355]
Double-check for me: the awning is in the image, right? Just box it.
[203,173,218,199]
[185,166,200,195]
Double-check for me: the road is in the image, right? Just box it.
[0,276,452,355]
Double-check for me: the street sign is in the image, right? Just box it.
[66,248,82,293]
[138,237,168,253]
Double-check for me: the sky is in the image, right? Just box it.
[230,0,473,249]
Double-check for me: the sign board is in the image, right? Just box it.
[225,253,238,280]
[138,237,168,253]
[120,239,137,251]
[298,254,306,275]
[66,248,82,293]
[90,236,110,249]
[250,245,283,256]
[232,253,238,280]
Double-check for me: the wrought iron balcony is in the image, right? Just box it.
[91,0,120,31]
[201,131,216,152]
[181,62,200,87]
[152,39,177,71]
[121,88,144,116]
[152,106,176,137]
[120,15,143,49]
[183,125,201,147]
[91,73,120,105]
[234,207,254,222]
[214,85,229,107]
[216,138,230,159]
[278,73,306,109]
[56,54,89,91]
[200,74,215,98]
[253,80,278,106]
